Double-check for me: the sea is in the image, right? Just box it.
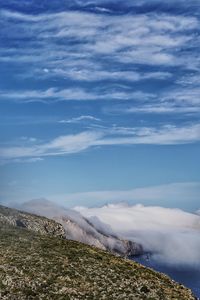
[132,254,200,299]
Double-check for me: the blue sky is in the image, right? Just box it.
[0,0,200,210]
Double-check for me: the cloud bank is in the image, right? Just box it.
[75,204,200,267]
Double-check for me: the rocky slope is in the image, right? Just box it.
[0,214,196,300]
[0,205,65,238]
[20,199,142,256]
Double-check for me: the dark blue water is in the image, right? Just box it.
[132,255,200,299]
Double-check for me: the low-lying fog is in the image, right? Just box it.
[75,203,200,268]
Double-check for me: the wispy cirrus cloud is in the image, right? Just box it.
[163,87,200,106]
[1,123,200,163]
[106,85,200,115]
[0,131,103,161]
[151,107,198,114]
[97,123,200,145]
[1,5,200,119]
[47,68,172,83]
[113,104,200,115]
[59,115,101,124]
[0,8,199,73]
[0,88,155,102]
[4,83,199,115]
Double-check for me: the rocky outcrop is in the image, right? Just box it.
[59,216,143,256]
[0,205,65,239]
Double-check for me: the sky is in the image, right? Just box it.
[0,0,200,210]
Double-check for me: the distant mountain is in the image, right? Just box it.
[0,204,196,300]
[20,199,143,256]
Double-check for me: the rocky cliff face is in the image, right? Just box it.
[59,216,142,256]
[20,199,143,256]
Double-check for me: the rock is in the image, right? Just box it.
[0,205,65,239]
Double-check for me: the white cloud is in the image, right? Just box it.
[75,203,200,267]
[177,73,200,86]
[52,68,172,82]
[59,115,101,124]
[98,123,200,145]
[0,88,97,102]
[120,104,200,114]
[107,86,200,115]
[0,131,103,161]
[1,8,199,115]
[1,9,198,72]
[1,123,200,162]
[0,87,155,102]
[5,84,199,113]
[1,7,200,118]
[20,136,37,143]
[12,157,44,163]
[163,87,200,106]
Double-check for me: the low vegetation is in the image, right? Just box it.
[0,205,196,299]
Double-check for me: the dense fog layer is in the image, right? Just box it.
[76,204,200,267]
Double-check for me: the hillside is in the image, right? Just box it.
[0,204,65,238]
[0,205,196,300]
